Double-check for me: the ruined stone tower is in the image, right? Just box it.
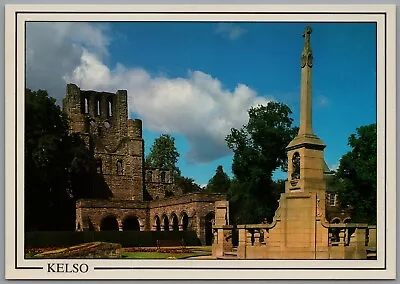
[63,83,144,201]
[63,84,226,244]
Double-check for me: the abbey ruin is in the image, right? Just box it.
[62,84,226,245]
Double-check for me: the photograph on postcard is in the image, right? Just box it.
[4,4,396,280]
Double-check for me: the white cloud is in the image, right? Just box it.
[64,52,271,163]
[27,22,271,164]
[26,22,110,101]
[316,95,330,107]
[215,23,247,40]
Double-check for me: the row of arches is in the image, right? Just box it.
[84,211,216,245]
[100,215,142,231]
[330,217,351,224]
[146,170,168,183]
[83,96,113,117]
[152,213,189,231]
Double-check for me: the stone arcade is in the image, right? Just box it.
[212,27,376,260]
[62,84,226,245]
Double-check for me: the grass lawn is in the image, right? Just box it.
[122,247,212,259]
[25,245,213,259]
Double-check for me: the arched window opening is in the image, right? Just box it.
[181,213,189,231]
[96,159,103,174]
[343,218,351,224]
[100,215,119,231]
[331,218,340,224]
[108,99,113,117]
[84,97,89,114]
[171,214,179,231]
[160,171,166,183]
[155,216,161,231]
[329,193,337,207]
[122,216,140,231]
[205,212,215,245]
[163,216,169,231]
[84,119,90,133]
[96,97,101,116]
[146,171,153,182]
[77,222,81,231]
[116,160,123,175]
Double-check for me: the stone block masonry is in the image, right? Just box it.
[63,84,227,245]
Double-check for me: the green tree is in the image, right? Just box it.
[146,134,202,194]
[146,134,181,176]
[25,88,72,230]
[226,102,298,224]
[206,165,231,193]
[335,124,377,224]
[25,88,97,231]
[175,176,202,194]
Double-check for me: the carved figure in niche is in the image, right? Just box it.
[291,152,300,181]
[116,160,123,175]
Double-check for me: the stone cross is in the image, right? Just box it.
[299,26,314,135]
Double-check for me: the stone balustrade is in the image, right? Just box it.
[212,223,376,259]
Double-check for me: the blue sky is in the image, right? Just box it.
[26,22,377,185]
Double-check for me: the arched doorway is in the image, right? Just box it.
[181,212,189,231]
[122,216,140,231]
[154,215,161,231]
[171,213,179,231]
[205,212,215,245]
[330,218,341,243]
[100,215,119,231]
[163,215,169,231]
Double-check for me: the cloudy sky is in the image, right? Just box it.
[26,22,377,185]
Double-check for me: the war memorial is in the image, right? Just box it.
[211,27,377,260]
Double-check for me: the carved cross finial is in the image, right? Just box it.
[303,26,312,38]
[302,26,312,50]
[301,26,313,68]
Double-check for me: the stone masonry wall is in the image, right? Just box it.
[63,84,144,201]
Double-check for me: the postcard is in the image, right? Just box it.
[4,4,396,280]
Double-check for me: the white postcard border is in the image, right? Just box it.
[4,4,396,280]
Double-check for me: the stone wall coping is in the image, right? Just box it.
[237,224,273,229]
[234,223,372,229]
[148,192,227,208]
[327,223,370,228]
[212,225,234,229]
[76,199,148,209]
[77,192,227,209]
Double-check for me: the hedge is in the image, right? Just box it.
[25,231,201,248]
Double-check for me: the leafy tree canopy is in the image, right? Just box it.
[146,134,202,195]
[175,176,202,194]
[225,102,298,224]
[25,88,98,231]
[335,124,377,224]
[206,165,231,193]
[146,134,181,176]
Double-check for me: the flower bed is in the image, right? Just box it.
[34,242,122,259]
[25,247,60,258]
[124,247,192,254]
